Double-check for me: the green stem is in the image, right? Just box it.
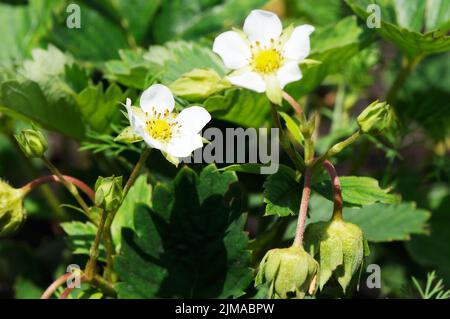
[41,156,95,223]
[386,55,422,104]
[101,148,151,280]
[270,103,305,171]
[123,148,151,197]
[85,209,108,280]
[314,130,362,166]
[103,213,116,282]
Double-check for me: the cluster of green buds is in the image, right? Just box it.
[14,127,48,159]
[305,215,370,293]
[94,176,123,212]
[0,179,27,237]
[255,245,319,299]
[357,100,398,135]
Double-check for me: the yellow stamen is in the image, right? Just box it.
[252,48,282,74]
[146,118,173,142]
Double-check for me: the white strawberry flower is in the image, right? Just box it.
[125,84,211,164]
[213,10,314,104]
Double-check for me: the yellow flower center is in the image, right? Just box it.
[252,48,282,74]
[146,118,173,142]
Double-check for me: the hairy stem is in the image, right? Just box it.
[322,160,343,219]
[293,167,312,246]
[123,148,151,197]
[314,130,362,166]
[22,175,95,202]
[282,91,302,116]
[41,273,72,299]
[85,208,108,280]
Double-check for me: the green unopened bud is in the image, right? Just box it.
[305,218,370,293]
[299,112,317,138]
[95,176,123,211]
[169,68,230,101]
[15,128,48,158]
[357,100,397,134]
[0,179,27,237]
[114,126,143,144]
[255,246,319,299]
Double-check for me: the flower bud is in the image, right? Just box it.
[15,128,48,158]
[357,100,397,134]
[305,218,369,293]
[255,246,319,299]
[95,176,123,212]
[169,68,230,101]
[0,179,26,237]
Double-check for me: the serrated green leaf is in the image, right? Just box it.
[346,0,450,58]
[313,176,400,207]
[345,203,430,242]
[50,2,128,62]
[60,221,106,261]
[263,165,301,217]
[0,80,85,139]
[75,82,127,133]
[287,194,429,242]
[203,88,271,127]
[114,164,252,298]
[104,48,161,90]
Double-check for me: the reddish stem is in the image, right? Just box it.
[322,160,343,219]
[40,273,72,299]
[59,275,86,299]
[282,91,303,116]
[293,167,312,246]
[22,175,95,203]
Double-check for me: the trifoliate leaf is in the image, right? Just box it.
[114,165,252,298]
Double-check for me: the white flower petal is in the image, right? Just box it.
[277,61,302,88]
[213,31,251,70]
[125,100,145,135]
[167,134,203,158]
[176,106,211,134]
[283,24,315,61]
[140,84,175,114]
[142,132,166,151]
[227,69,266,93]
[243,10,282,47]
[264,74,282,105]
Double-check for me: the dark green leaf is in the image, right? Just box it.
[263,165,301,217]
[114,165,252,298]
